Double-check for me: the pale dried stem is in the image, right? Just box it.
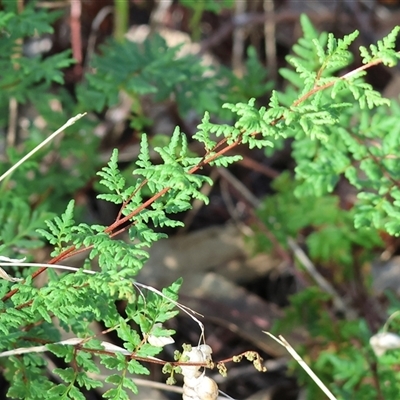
[263,0,277,81]
[0,113,86,183]
[264,332,337,400]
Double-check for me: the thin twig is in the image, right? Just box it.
[179,168,219,234]
[1,260,205,341]
[0,113,86,183]
[7,97,18,148]
[238,156,279,179]
[92,373,184,394]
[263,0,277,82]
[264,332,337,400]
[217,167,260,208]
[215,167,301,273]
[70,0,82,67]
[232,0,246,75]
[7,0,24,149]
[84,6,113,74]
[287,237,355,319]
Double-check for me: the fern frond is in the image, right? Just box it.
[359,26,400,67]
[97,149,126,196]
[37,200,75,255]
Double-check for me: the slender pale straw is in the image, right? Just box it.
[0,113,86,183]
[264,332,337,400]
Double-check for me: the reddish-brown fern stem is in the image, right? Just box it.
[114,179,148,223]
[1,138,242,303]
[11,335,259,369]
[104,136,243,233]
[2,246,77,302]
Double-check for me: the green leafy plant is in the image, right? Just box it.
[253,16,400,400]
[0,1,101,220]
[78,34,271,131]
[0,2,72,127]
[2,4,400,399]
